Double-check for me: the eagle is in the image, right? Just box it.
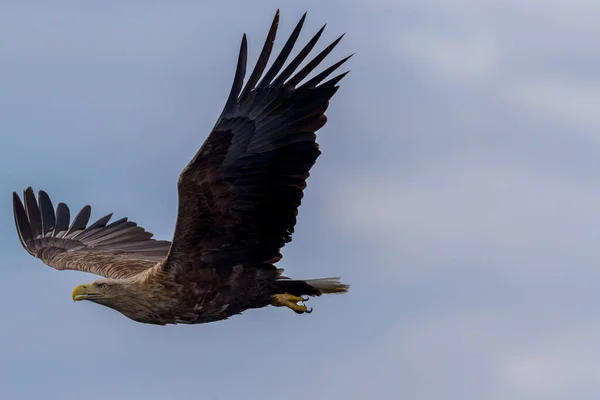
[12,10,350,325]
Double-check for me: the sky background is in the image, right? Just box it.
[2,0,600,399]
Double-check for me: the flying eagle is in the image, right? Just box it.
[12,11,350,325]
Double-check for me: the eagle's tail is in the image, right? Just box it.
[304,277,350,294]
[276,277,349,296]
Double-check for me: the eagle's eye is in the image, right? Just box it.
[97,284,106,290]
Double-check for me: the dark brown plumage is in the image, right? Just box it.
[13,10,350,325]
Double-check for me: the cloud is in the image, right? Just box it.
[506,79,600,132]
[499,321,600,399]
[4,1,600,399]
[329,156,600,249]
[395,30,500,82]
[308,308,600,400]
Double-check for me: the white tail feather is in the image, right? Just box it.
[305,277,349,294]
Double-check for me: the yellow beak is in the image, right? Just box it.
[72,284,102,301]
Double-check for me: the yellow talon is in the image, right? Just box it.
[273,293,303,304]
[272,293,313,314]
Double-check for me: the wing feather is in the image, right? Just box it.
[269,24,325,89]
[37,190,56,237]
[284,34,345,88]
[13,188,171,279]
[64,205,91,238]
[238,11,279,104]
[54,203,70,238]
[255,12,306,92]
[23,188,42,240]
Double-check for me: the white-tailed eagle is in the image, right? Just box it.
[13,10,350,325]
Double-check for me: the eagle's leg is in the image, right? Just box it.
[271,293,313,314]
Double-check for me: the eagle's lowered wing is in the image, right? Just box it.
[13,188,171,279]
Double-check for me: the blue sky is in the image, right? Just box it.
[2,1,600,399]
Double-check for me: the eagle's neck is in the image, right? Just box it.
[98,270,177,325]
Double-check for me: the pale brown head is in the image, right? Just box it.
[71,277,173,324]
[72,279,119,304]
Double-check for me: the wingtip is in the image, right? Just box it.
[12,191,22,208]
[338,53,355,67]
[240,34,248,54]
[337,70,351,83]
[272,10,280,29]
[331,33,345,47]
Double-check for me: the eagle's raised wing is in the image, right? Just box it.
[162,11,350,275]
[13,188,171,279]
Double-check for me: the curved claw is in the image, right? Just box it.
[271,293,314,315]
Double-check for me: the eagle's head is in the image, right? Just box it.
[71,280,116,303]
[70,277,173,324]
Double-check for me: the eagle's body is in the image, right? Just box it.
[71,260,282,325]
[12,11,350,325]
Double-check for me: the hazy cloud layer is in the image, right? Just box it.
[2,1,600,399]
